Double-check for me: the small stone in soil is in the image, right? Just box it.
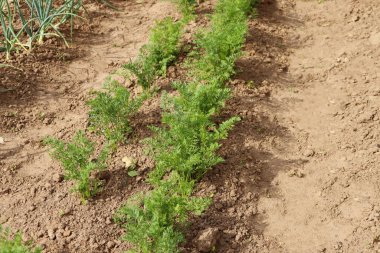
[43,117,53,125]
[122,156,136,169]
[107,241,115,249]
[288,169,305,178]
[52,173,64,183]
[196,228,220,253]
[353,16,360,22]
[37,231,44,238]
[63,230,71,237]
[304,149,315,157]
[47,229,56,240]
[105,217,112,225]
[28,204,36,211]
[295,170,305,178]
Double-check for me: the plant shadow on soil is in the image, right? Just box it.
[183,0,306,252]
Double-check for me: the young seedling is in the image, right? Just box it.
[44,131,109,201]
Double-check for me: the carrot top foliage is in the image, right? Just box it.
[44,131,109,201]
[146,81,239,184]
[0,226,41,253]
[123,17,184,89]
[87,79,148,145]
[115,172,210,253]
[170,0,197,18]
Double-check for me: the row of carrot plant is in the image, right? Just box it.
[115,0,257,252]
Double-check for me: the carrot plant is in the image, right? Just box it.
[0,226,41,253]
[44,131,109,201]
[115,172,210,253]
[123,17,184,89]
[187,0,258,82]
[147,81,240,183]
[87,78,148,145]
[170,0,197,18]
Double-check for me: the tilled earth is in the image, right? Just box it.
[1,0,380,252]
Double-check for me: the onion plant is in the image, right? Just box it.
[23,0,82,46]
[0,0,25,59]
[0,0,83,59]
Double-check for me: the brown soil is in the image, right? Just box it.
[185,0,380,252]
[1,0,380,252]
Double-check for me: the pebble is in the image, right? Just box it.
[264,57,272,63]
[369,32,380,45]
[43,117,53,125]
[36,230,45,238]
[304,149,315,157]
[0,216,10,224]
[121,156,136,169]
[368,147,379,154]
[107,241,115,249]
[47,229,56,240]
[52,173,64,183]
[63,230,71,237]
[28,204,36,211]
[105,217,112,225]
[288,169,305,178]
[196,228,220,253]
